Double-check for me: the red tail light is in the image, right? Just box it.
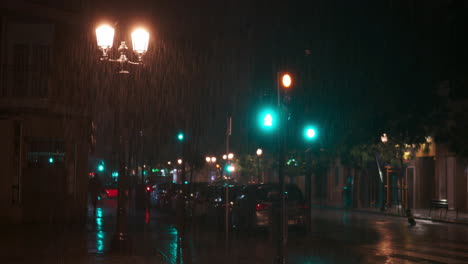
[256,203,269,211]
[146,186,151,192]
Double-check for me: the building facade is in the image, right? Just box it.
[0,1,91,224]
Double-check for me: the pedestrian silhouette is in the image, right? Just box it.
[406,209,416,226]
[89,172,105,215]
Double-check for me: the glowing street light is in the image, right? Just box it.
[206,157,211,163]
[381,133,388,143]
[177,159,183,165]
[256,148,263,156]
[211,157,217,163]
[96,24,149,73]
[131,28,149,61]
[228,153,234,160]
[222,154,227,160]
[95,23,151,250]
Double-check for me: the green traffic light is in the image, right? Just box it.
[264,113,273,127]
[48,157,54,164]
[177,133,184,141]
[226,165,235,172]
[98,164,104,172]
[258,108,277,131]
[304,126,317,140]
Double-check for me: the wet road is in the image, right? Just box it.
[2,200,468,264]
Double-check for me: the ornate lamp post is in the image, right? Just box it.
[95,24,150,250]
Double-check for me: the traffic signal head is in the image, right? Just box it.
[258,108,278,131]
[281,73,292,89]
[226,165,235,172]
[48,157,54,164]
[304,126,317,141]
[177,133,184,141]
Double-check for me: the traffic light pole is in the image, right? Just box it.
[225,116,232,249]
[276,72,286,264]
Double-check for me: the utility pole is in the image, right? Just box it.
[225,116,232,246]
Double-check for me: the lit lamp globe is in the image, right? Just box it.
[206,157,211,163]
[96,25,115,58]
[211,157,217,163]
[228,153,234,160]
[381,133,388,143]
[131,28,149,61]
[256,148,263,156]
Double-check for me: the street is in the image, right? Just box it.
[2,199,468,264]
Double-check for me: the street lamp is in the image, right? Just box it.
[95,23,150,250]
[228,153,234,160]
[96,24,149,73]
[256,148,263,183]
[211,157,217,163]
[177,159,183,165]
[222,154,227,160]
[381,133,388,143]
[256,148,263,156]
[206,157,211,163]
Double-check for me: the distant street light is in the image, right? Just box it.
[177,159,183,165]
[222,154,227,160]
[167,161,171,165]
[381,133,388,143]
[95,23,150,250]
[228,153,234,160]
[206,157,211,163]
[211,157,217,163]
[256,149,263,184]
[256,148,263,156]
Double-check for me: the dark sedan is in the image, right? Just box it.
[232,184,307,230]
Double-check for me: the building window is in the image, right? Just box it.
[31,44,50,97]
[27,139,65,168]
[13,44,30,97]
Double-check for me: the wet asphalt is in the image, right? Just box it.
[2,199,468,264]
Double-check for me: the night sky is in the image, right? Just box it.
[80,0,468,164]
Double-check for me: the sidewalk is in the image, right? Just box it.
[353,206,468,225]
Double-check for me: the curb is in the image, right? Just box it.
[354,209,468,226]
[311,206,468,226]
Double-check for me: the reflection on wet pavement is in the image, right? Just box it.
[2,201,468,263]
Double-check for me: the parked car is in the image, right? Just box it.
[104,182,118,199]
[232,184,307,230]
[151,183,172,209]
[205,184,242,229]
